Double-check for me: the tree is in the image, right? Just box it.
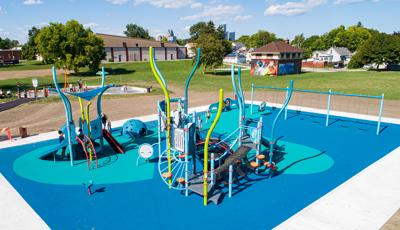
[0,37,19,49]
[189,21,218,41]
[35,20,105,72]
[237,35,251,48]
[195,33,226,70]
[291,33,305,48]
[248,30,277,48]
[22,27,40,60]
[124,24,151,39]
[189,21,232,70]
[348,33,400,69]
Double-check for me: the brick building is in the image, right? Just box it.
[97,33,187,62]
[0,47,22,64]
[250,40,304,76]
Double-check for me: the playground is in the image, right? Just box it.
[0,48,400,229]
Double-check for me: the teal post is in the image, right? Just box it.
[284,87,289,120]
[268,80,294,177]
[326,89,332,127]
[376,93,384,135]
[184,48,201,114]
[228,165,233,197]
[250,83,254,114]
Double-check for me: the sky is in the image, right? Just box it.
[0,0,399,44]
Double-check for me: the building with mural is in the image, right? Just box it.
[250,40,304,76]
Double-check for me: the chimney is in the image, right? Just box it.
[285,39,290,44]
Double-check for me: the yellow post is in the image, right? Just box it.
[149,47,172,187]
[78,98,85,121]
[203,89,224,206]
[85,102,92,138]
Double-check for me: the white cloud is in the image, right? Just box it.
[134,0,194,9]
[334,0,379,4]
[23,0,43,5]
[265,0,327,16]
[105,0,129,5]
[83,22,99,29]
[181,4,243,20]
[234,15,253,22]
[190,2,202,8]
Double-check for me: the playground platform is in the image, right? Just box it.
[0,102,399,229]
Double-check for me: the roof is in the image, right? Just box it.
[96,33,181,48]
[253,41,304,53]
[330,47,352,56]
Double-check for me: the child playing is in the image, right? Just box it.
[206,110,211,123]
[58,130,67,159]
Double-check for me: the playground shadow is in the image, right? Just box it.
[285,111,389,134]
[273,151,327,177]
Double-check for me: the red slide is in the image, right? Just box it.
[103,129,125,154]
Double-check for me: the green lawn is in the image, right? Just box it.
[1,60,400,100]
[0,60,52,71]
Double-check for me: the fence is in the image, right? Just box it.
[250,84,384,135]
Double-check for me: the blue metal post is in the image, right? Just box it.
[268,81,294,177]
[228,165,233,198]
[284,87,289,120]
[52,66,74,166]
[376,93,384,135]
[184,48,201,114]
[250,83,254,114]
[255,117,262,174]
[326,89,332,127]
[184,124,189,196]
[157,100,162,156]
[210,153,215,185]
[231,65,243,146]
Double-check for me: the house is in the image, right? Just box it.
[0,47,22,64]
[250,40,304,76]
[184,43,197,58]
[312,47,352,64]
[223,53,247,65]
[232,42,247,53]
[97,33,187,62]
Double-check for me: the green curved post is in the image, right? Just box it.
[204,88,224,206]
[149,47,172,187]
[184,48,201,114]
[268,80,294,177]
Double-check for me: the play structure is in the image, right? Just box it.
[149,46,294,205]
[250,84,385,135]
[51,66,124,169]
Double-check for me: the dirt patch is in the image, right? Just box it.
[0,86,399,136]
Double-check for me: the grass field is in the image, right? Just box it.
[1,60,400,100]
[0,60,52,71]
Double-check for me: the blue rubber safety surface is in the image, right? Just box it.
[0,106,399,230]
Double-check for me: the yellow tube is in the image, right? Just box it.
[149,47,172,187]
[85,101,92,138]
[78,97,85,121]
[203,89,224,206]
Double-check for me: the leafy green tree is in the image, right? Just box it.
[124,23,152,39]
[161,37,168,43]
[189,21,232,70]
[237,35,251,48]
[35,20,105,72]
[291,33,305,48]
[195,33,226,70]
[248,30,277,48]
[348,33,400,69]
[189,21,218,41]
[22,27,40,60]
[0,37,19,49]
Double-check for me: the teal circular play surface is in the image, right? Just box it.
[13,136,155,185]
[272,141,334,175]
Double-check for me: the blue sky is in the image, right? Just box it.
[0,0,399,43]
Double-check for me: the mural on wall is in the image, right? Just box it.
[250,60,278,76]
[278,63,295,75]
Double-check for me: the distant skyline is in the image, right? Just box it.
[0,0,399,43]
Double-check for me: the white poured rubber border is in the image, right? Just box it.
[0,102,399,230]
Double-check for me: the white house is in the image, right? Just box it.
[312,47,352,64]
[223,53,247,65]
[185,43,196,58]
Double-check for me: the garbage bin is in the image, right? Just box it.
[19,127,28,138]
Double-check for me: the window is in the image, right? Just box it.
[136,43,139,47]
